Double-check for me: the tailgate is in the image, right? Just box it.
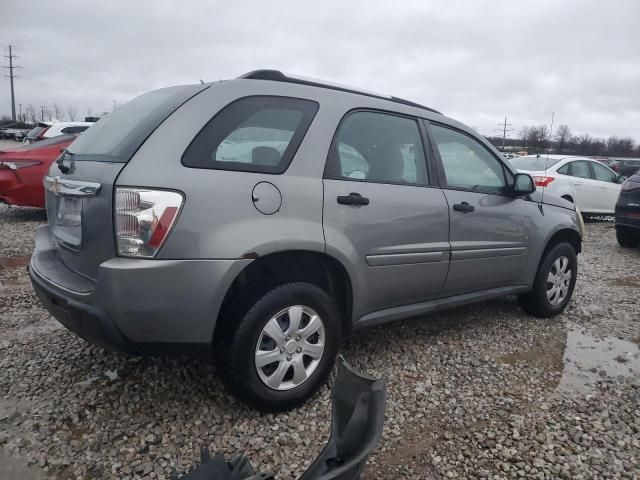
[45,161,125,280]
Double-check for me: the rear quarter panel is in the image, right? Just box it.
[116,80,341,260]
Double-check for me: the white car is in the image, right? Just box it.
[509,155,625,215]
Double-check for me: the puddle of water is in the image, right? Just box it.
[558,324,640,392]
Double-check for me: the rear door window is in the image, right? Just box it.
[568,161,592,179]
[182,96,319,174]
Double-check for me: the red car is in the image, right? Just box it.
[0,135,75,208]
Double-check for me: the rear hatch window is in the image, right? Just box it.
[67,84,209,162]
[509,156,562,171]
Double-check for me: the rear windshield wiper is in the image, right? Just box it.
[57,148,73,174]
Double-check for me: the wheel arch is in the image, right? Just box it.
[214,250,354,342]
[543,227,582,257]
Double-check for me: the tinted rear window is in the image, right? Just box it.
[67,84,208,162]
[509,155,562,171]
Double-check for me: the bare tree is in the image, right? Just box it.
[554,125,572,154]
[518,126,530,148]
[576,134,592,155]
[66,105,77,121]
[52,103,65,121]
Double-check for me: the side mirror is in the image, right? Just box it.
[512,173,536,195]
[617,174,626,184]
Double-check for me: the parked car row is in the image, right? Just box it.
[0,120,94,207]
[0,127,30,141]
[22,121,94,144]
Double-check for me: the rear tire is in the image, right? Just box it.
[616,226,639,248]
[217,282,341,412]
[518,242,577,318]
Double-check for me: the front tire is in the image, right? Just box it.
[616,226,639,248]
[518,242,577,318]
[218,282,341,412]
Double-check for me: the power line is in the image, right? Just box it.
[2,45,23,121]
[494,116,513,151]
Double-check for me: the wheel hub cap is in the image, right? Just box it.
[254,305,326,391]
[285,341,297,354]
[546,256,572,306]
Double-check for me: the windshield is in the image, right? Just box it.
[509,155,562,171]
[67,84,208,162]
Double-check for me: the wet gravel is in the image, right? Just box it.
[0,204,638,479]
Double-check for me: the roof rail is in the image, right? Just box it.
[238,69,441,115]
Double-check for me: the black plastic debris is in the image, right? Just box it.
[172,448,273,480]
[177,357,387,480]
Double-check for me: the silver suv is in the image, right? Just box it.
[29,70,582,411]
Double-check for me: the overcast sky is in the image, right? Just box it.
[1,0,639,141]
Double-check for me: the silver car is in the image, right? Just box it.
[29,70,582,411]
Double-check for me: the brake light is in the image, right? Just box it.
[114,187,183,258]
[0,159,42,170]
[533,176,555,187]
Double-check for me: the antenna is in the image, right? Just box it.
[541,112,555,207]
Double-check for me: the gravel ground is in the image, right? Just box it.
[0,204,638,479]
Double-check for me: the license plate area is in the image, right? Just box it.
[53,196,83,250]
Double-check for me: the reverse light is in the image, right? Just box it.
[115,187,183,258]
[532,175,555,187]
[0,160,42,170]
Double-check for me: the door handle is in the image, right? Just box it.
[573,181,583,186]
[453,202,475,213]
[337,192,370,206]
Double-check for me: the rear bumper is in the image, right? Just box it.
[615,213,640,229]
[29,226,251,353]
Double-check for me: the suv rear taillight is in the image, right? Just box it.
[115,187,183,258]
[533,175,555,187]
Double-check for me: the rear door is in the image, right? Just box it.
[322,110,450,316]
[427,122,536,295]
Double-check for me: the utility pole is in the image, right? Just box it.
[2,45,22,121]
[494,116,513,152]
[40,105,45,122]
[19,103,22,121]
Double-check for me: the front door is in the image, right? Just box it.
[428,123,537,296]
[590,161,622,213]
[322,110,450,318]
